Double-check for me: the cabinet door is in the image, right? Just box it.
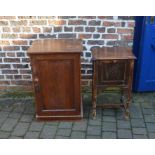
[32,54,81,117]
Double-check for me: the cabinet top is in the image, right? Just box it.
[92,47,136,60]
[27,39,83,54]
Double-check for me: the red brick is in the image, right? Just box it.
[13,64,29,69]
[102,34,118,39]
[48,20,66,25]
[117,28,133,34]
[127,22,135,27]
[54,26,62,32]
[107,28,116,33]
[3,46,20,51]
[14,75,22,79]
[0,53,5,57]
[64,26,73,32]
[103,21,121,27]
[68,20,86,25]
[121,34,133,41]
[87,40,104,45]
[38,16,55,19]
[78,34,92,39]
[98,16,113,19]
[88,20,101,26]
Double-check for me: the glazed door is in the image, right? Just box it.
[33,54,81,116]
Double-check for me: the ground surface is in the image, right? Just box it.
[0,92,155,139]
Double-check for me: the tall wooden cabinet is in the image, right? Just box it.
[27,39,83,121]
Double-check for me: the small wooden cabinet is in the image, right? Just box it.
[91,47,136,119]
[28,39,83,121]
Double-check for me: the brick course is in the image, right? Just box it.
[0,16,135,88]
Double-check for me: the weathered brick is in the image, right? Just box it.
[48,20,66,25]
[68,20,86,25]
[106,41,117,46]
[20,34,37,39]
[22,27,31,32]
[6,75,13,79]
[118,16,134,20]
[14,75,22,79]
[1,34,18,39]
[11,80,32,85]
[0,21,9,26]
[13,64,29,69]
[78,16,96,19]
[32,27,41,33]
[0,16,16,19]
[2,27,11,32]
[18,16,36,19]
[102,34,118,39]
[127,22,135,27]
[2,69,18,74]
[3,46,20,51]
[0,53,5,57]
[10,20,27,26]
[20,69,31,74]
[0,81,10,85]
[87,40,104,45]
[43,27,53,33]
[107,28,116,33]
[58,33,76,38]
[12,40,28,45]
[23,75,31,79]
[58,16,76,19]
[88,20,101,26]
[0,64,11,69]
[30,20,47,25]
[4,58,20,63]
[38,16,55,19]
[12,27,21,32]
[54,26,62,32]
[0,75,4,79]
[39,34,56,39]
[93,34,100,39]
[22,58,30,63]
[97,27,105,33]
[22,46,29,51]
[75,27,84,32]
[0,40,10,45]
[85,27,95,32]
[17,52,25,57]
[64,26,73,32]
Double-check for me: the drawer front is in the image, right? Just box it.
[94,60,131,86]
[30,53,82,118]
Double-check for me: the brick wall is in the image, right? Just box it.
[0,16,135,89]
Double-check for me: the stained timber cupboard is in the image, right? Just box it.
[91,47,136,119]
[27,39,83,121]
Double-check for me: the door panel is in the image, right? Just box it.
[33,54,81,116]
[134,16,155,91]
